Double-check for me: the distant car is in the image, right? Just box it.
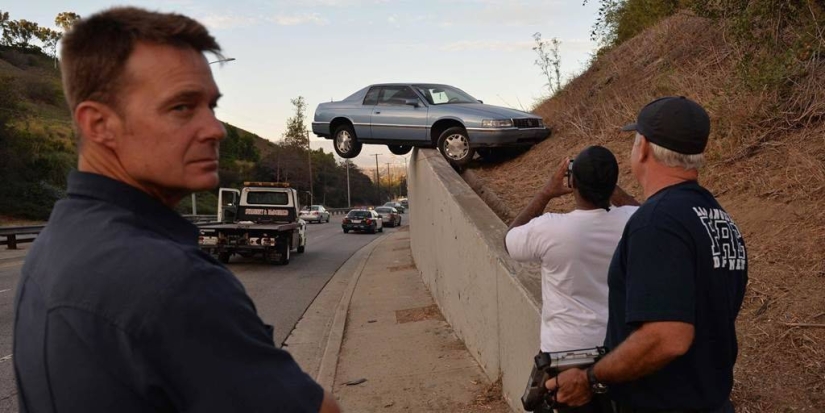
[312,83,551,167]
[299,205,330,223]
[342,209,383,234]
[374,206,402,227]
[400,199,409,210]
[383,201,405,213]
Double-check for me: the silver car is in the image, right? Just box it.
[312,83,551,167]
[299,205,330,223]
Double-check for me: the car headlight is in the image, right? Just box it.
[482,119,514,128]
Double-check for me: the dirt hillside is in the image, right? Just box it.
[472,13,824,412]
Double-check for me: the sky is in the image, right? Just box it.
[6,0,601,170]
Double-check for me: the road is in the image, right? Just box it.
[0,213,406,412]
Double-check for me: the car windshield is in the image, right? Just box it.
[413,84,478,105]
[347,211,370,218]
[375,207,393,213]
[310,206,320,211]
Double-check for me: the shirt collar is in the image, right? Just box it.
[66,170,199,245]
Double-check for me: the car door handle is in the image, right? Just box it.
[374,111,381,114]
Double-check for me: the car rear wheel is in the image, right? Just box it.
[388,145,412,155]
[218,252,231,264]
[343,229,349,233]
[333,125,363,158]
[437,127,474,168]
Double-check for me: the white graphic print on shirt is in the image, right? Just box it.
[693,207,747,270]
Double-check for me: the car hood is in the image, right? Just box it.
[438,103,541,119]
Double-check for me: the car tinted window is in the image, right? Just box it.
[378,86,417,105]
[246,191,289,205]
[375,207,393,213]
[347,211,370,218]
[363,87,380,105]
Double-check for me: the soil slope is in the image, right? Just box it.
[473,14,825,412]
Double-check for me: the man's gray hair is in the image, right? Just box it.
[635,133,704,170]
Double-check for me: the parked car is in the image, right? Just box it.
[383,201,405,213]
[374,206,402,227]
[299,205,331,223]
[312,83,551,167]
[342,209,383,234]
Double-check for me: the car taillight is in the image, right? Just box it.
[343,218,350,224]
[366,219,372,224]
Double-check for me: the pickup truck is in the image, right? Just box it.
[198,182,307,265]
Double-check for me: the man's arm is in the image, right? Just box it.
[610,185,640,207]
[506,158,572,239]
[595,321,694,382]
[546,321,694,406]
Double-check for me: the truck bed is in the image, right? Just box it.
[199,222,300,232]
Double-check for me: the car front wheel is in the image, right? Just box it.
[333,125,363,158]
[437,127,474,168]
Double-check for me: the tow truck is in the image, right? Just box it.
[198,182,307,265]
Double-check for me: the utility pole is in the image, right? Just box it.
[346,160,351,208]
[306,130,313,205]
[374,154,381,205]
[386,163,392,200]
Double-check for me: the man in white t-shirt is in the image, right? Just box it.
[506,146,639,412]
[506,145,639,352]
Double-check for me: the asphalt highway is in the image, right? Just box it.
[0,213,406,412]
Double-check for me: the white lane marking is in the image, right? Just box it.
[0,289,10,293]
[0,354,11,362]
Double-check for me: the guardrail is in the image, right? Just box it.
[328,208,350,216]
[0,225,45,250]
[182,214,218,223]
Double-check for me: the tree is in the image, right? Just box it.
[36,27,61,59]
[54,12,81,33]
[282,96,308,149]
[532,32,562,96]
[3,19,41,49]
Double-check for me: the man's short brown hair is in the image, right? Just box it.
[60,7,222,113]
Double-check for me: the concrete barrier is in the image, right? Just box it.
[408,149,542,412]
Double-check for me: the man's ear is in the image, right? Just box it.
[74,101,121,151]
[637,135,651,163]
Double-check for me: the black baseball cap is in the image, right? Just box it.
[572,146,619,195]
[621,96,710,155]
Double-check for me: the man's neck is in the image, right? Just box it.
[78,152,185,208]
[641,164,698,199]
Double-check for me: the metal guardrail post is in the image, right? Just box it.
[7,234,16,250]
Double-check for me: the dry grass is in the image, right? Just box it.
[473,13,825,412]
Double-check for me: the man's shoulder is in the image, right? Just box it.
[628,183,721,235]
[25,201,233,336]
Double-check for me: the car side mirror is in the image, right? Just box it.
[404,98,420,108]
[478,99,484,104]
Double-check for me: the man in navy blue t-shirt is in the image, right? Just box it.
[14,8,339,413]
[547,97,747,412]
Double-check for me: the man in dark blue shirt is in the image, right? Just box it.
[14,7,339,413]
[548,97,747,412]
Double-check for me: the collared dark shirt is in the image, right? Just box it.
[14,171,323,412]
[605,181,748,410]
